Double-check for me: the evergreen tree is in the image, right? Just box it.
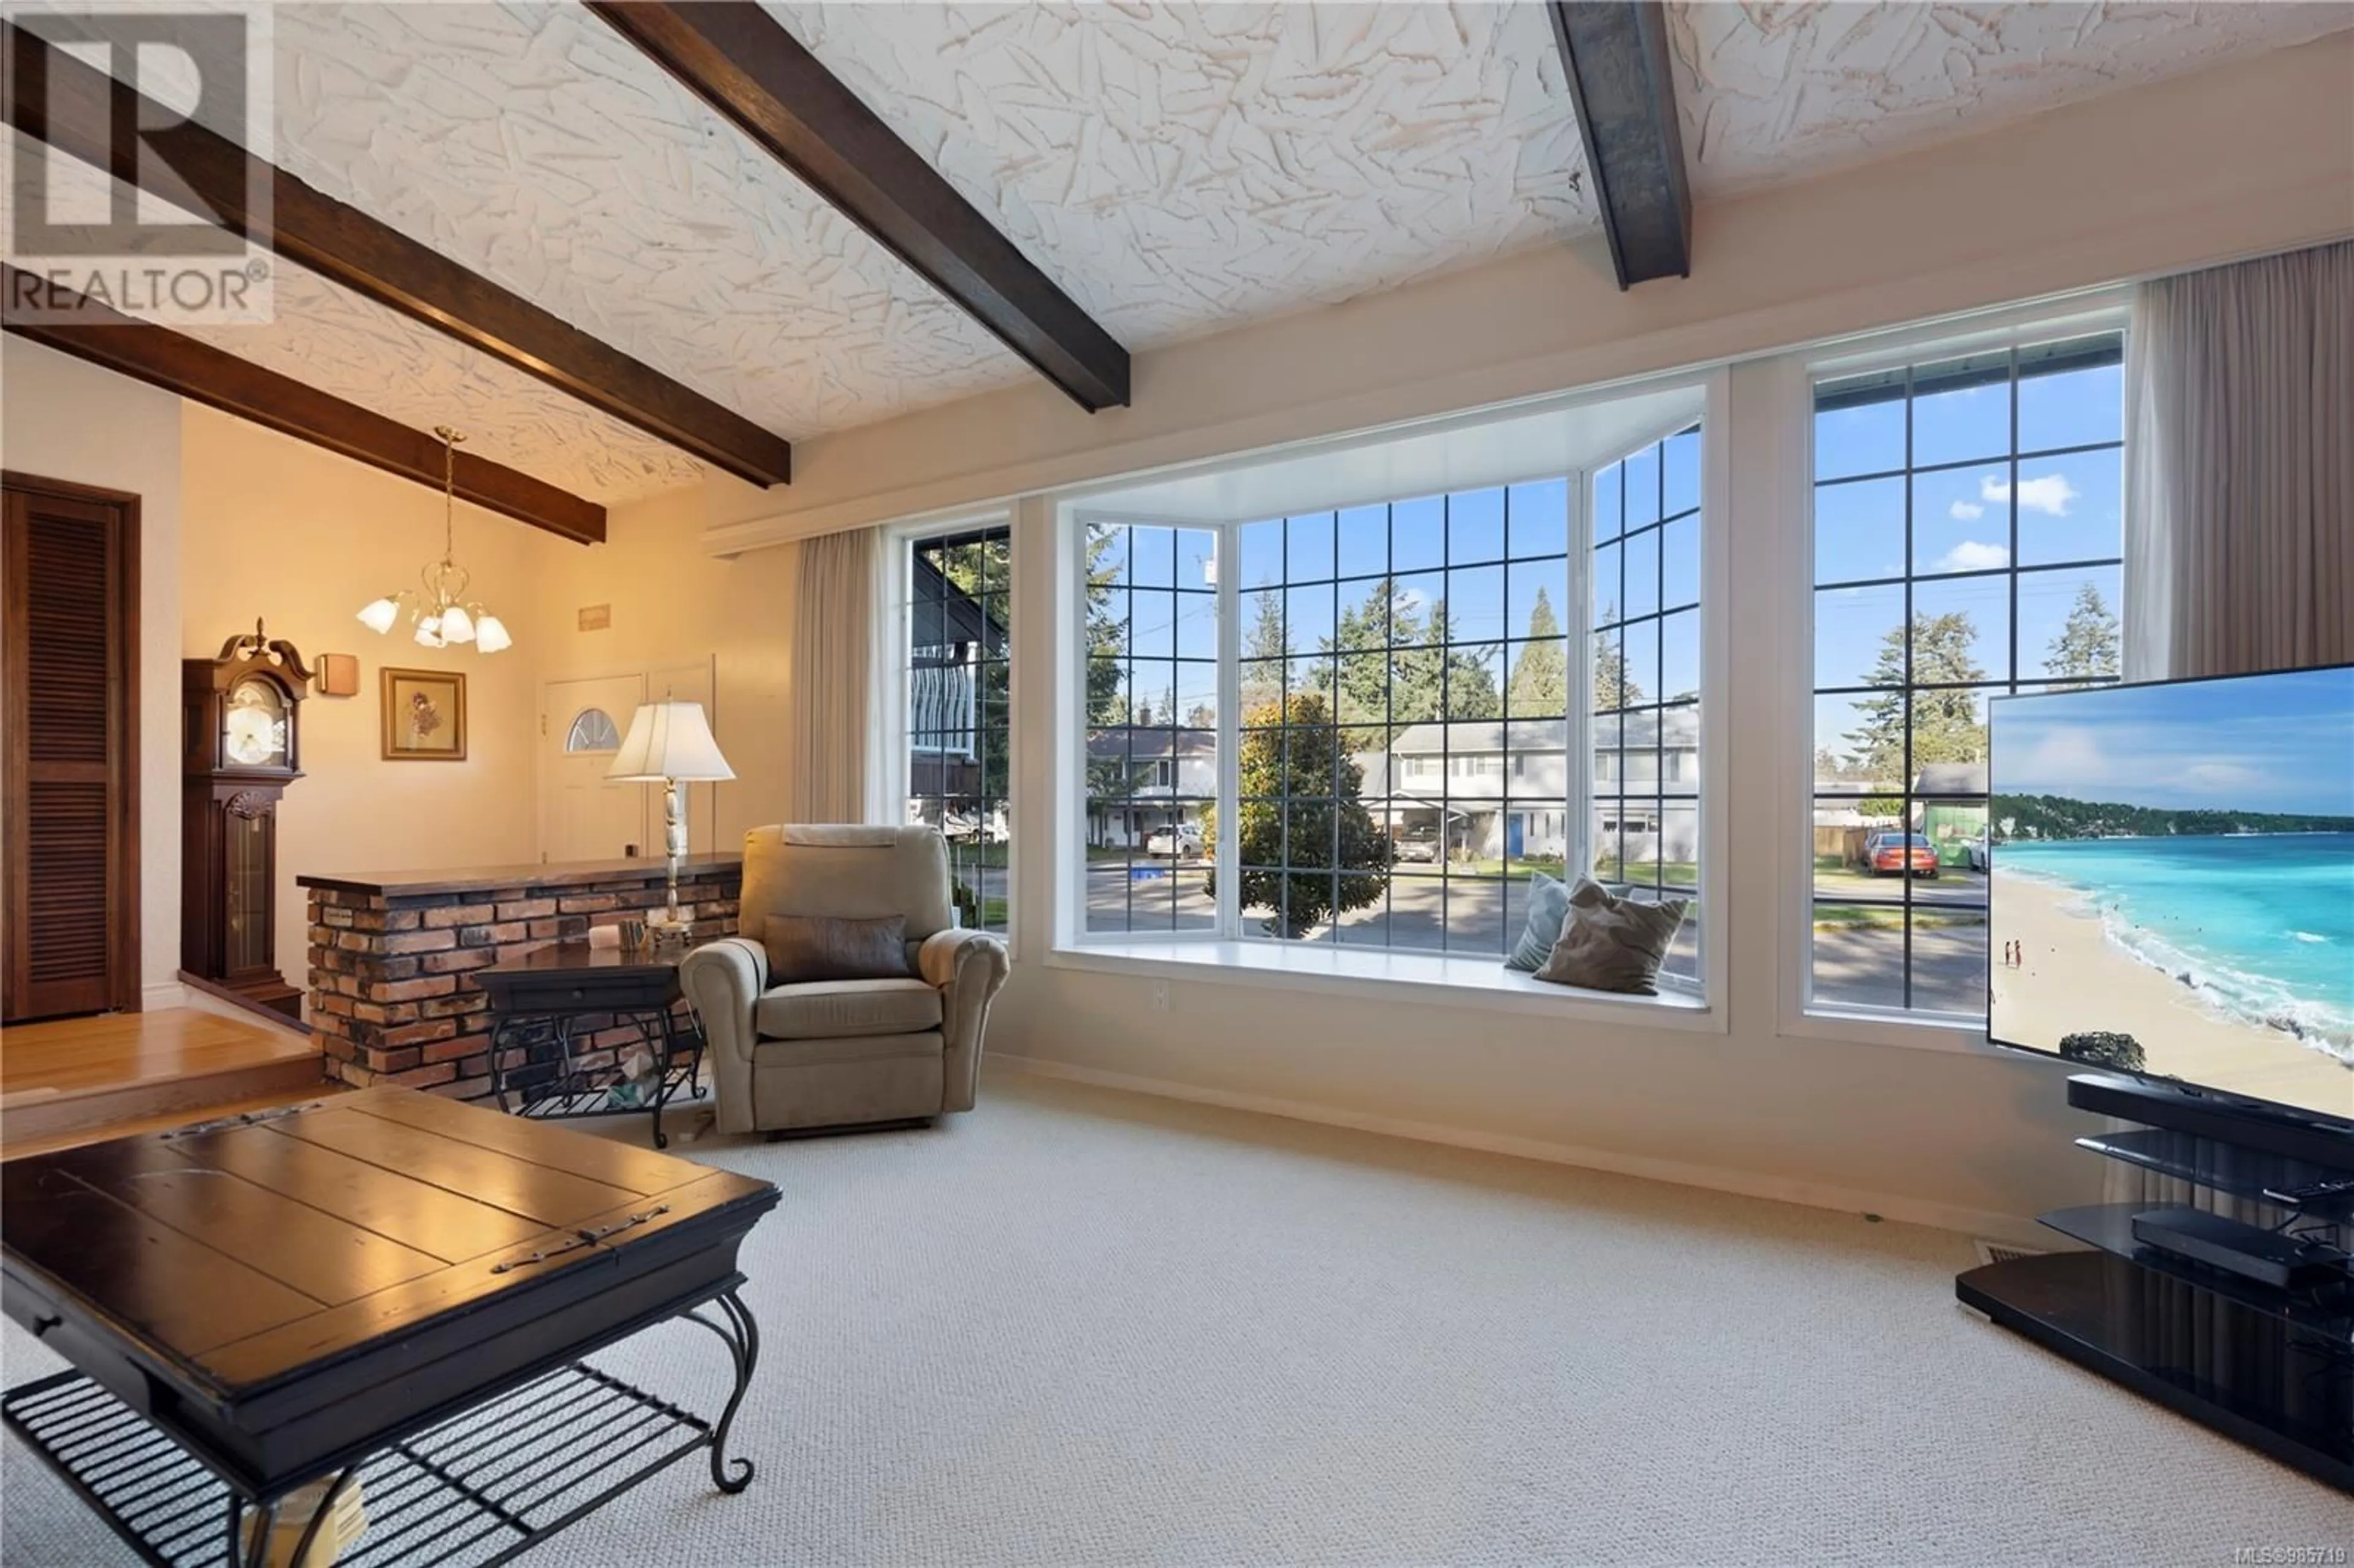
[1203,692,1390,938]
[1845,612,1987,813]
[1318,577,1400,730]
[2045,582,2120,690]
[929,533,1013,801]
[1506,586,1569,717]
[1593,603,1640,712]
[1240,589,1288,714]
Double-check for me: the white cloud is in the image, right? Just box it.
[1948,500,1985,521]
[2019,725,2116,788]
[1935,540,2011,572]
[2179,761,2264,793]
[1981,473,2079,516]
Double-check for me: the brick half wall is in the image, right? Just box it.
[306,865,742,1100]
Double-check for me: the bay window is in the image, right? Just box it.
[1064,410,1712,998]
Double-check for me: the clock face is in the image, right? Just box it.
[224,678,288,767]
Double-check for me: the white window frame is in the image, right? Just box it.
[1773,294,2133,1052]
[1049,373,1731,1027]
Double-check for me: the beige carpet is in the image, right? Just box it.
[3,1070,2346,1564]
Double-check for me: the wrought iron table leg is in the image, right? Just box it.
[685,1288,761,1493]
[281,1467,359,1568]
[235,1491,276,1568]
[649,1007,676,1150]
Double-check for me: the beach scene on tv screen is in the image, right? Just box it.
[1989,666,2354,1121]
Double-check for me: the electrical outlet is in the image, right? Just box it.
[1146,979,1172,1014]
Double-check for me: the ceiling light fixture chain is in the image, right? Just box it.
[354,424,512,653]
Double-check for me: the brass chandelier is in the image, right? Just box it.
[355,427,512,653]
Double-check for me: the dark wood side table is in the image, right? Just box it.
[1,1087,779,1568]
[474,942,707,1149]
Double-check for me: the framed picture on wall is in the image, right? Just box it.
[381,668,467,761]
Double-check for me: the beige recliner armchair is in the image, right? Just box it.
[682,825,1009,1136]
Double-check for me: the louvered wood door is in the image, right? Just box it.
[2,473,140,1022]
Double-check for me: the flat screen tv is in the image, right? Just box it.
[1987,663,2354,1127]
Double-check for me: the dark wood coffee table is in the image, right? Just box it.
[1,1087,779,1567]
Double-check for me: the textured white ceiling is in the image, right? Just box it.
[764,2,1595,351]
[1672,1,2354,195]
[4,125,706,503]
[270,3,1026,440]
[24,2,2348,508]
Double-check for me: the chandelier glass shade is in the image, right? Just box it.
[356,426,512,653]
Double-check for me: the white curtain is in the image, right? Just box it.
[2122,239,2353,681]
[786,527,880,824]
[2111,240,2352,1228]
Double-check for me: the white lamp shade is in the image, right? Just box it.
[440,604,476,644]
[414,615,444,647]
[609,701,734,782]
[474,614,512,653]
[357,596,400,634]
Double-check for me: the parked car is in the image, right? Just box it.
[1865,831,1940,878]
[1964,832,1990,873]
[1393,824,1442,864]
[940,810,1008,845]
[1145,824,1203,859]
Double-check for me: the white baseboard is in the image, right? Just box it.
[140,981,188,1013]
[992,1052,2051,1251]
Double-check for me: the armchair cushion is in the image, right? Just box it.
[757,978,942,1040]
[759,913,911,983]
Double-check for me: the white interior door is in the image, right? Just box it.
[541,674,649,863]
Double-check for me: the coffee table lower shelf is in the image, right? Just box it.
[6,1358,718,1568]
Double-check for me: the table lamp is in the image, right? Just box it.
[608,699,734,942]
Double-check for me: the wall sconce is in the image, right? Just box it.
[314,653,360,698]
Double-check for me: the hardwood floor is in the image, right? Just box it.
[0,1083,346,1162]
[1,1007,332,1154]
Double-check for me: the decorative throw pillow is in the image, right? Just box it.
[1532,877,1688,996]
[760,914,912,984]
[1505,872,1573,973]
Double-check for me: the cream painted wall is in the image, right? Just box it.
[177,405,568,1003]
[531,488,799,854]
[704,30,2354,552]
[1,338,186,1009]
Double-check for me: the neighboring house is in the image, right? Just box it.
[1812,763,1989,867]
[907,551,1007,821]
[1086,728,1218,847]
[1369,711,1701,865]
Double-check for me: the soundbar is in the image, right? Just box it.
[2129,1207,2345,1291]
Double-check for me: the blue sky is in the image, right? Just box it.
[1994,666,2354,815]
[1812,357,2123,707]
[1098,362,2121,738]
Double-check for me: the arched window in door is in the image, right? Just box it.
[566,707,621,753]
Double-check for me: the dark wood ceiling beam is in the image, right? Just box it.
[3,20,791,487]
[1547,1,1693,290]
[6,267,606,544]
[586,1,1130,414]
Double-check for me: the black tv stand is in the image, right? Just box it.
[1957,1074,2354,1493]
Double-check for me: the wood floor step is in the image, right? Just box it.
[0,1052,333,1142]
[1,1082,348,1162]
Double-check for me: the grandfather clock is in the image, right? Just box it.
[183,620,308,1021]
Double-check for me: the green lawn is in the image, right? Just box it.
[1591,858,1698,886]
[1811,906,1987,931]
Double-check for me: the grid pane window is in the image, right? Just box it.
[1230,482,1574,956]
[1085,523,1221,934]
[1808,333,2124,1014]
[1589,426,1704,986]
[906,527,1012,935]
